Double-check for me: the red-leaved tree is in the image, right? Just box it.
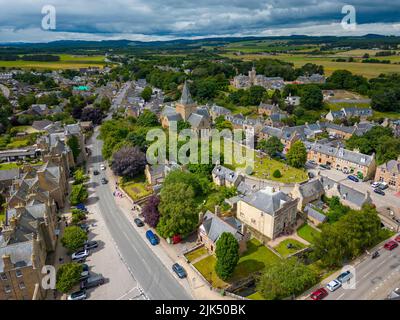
[143,194,160,228]
[111,146,146,179]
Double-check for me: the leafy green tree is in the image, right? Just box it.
[257,258,318,300]
[69,184,88,206]
[61,226,88,252]
[273,169,282,178]
[287,140,307,168]
[157,182,198,238]
[215,232,240,280]
[141,86,153,102]
[258,136,284,157]
[67,135,81,162]
[71,208,87,224]
[137,110,159,127]
[56,263,83,293]
[215,116,233,131]
[300,85,323,110]
[73,168,88,185]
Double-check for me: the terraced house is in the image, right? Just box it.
[304,141,376,180]
[374,158,400,192]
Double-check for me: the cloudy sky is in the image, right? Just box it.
[0,0,400,42]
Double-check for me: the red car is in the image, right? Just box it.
[395,235,400,243]
[310,288,328,300]
[384,240,399,251]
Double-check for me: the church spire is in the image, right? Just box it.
[180,80,194,105]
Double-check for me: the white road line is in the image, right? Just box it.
[336,292,345,300]
[362,270,374,279]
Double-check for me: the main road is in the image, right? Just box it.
[87,128,192,300]
[324,240,400,300]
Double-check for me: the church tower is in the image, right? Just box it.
[249,66,256,86]
[176,81,197,121]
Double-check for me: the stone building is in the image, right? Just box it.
[374,159,400,192]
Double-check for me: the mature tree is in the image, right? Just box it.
[157,182,198,238]
[215,116,233,131]
[81,106,104,125]
[141,86,153,102]
[248,86,266,105]
[56,263,83,293]
[257,258,318,300]
[137,110,159,127]
[69,184,88,206]
[215,232,240,280]
[287,140,307,168]
[258,136,284,157]
[142,194,161,228]
[300,85,323,110]
[273,169,282,178]
[61,226,88,252]
[66,135,81,162]
[111,146,146,179]
[312,205,390,267]
[163,170,210,196]
[71,208,87,224]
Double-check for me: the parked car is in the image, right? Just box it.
[319,164,331,170]
[371,182,380,188]
[67,290,87,300]
[172,263,187,279]
[134,218,144,227]
[81,264,89,279]
[101,177,108,184]
[76,203,88,212]
[84,240,98,250]
[308,172,315,179]
[347,175,359,182]
[93,170,100,176]
[378,182,389,190]
[374,188,385,196]
[326,280,342,292]
[79,223,90,233]
[336,270,353,283]
[145,230,159,246]
[100,164,106,170]
[395,235,400,243]
[72,249,89,262]
[384,240,399,251]
[80,274,105,289]
[310,288,328,300]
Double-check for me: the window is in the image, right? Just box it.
[19,282,25,290]
[0,273,7,281]
[16,270,23,278]
[4,285,11,294]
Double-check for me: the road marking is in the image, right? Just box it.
[362,270,374,279]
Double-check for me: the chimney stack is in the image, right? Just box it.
[215,205,221,217]
[2,255,13,272]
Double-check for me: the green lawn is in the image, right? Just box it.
[297,223,320,244]
[273,239,307,258]
[0,162,19,170]
[184,247,209,263]
[121,175,152,201]
[193,238,280,288]
[193,255,228,289]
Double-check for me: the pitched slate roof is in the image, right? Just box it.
[200,211,243,243]
[304,204,327,223]
[241,187,292,216]
[0,241,33,272]
[212,165,241,185]
[379,160,400,174]
[180,81,194,105]
[298,179,324,198]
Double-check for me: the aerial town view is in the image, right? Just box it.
[0,0,399,313]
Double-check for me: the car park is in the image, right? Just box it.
[84,240,98,250]
[336,270,353,283]
[134,218,144,227]
[67,290,87,300]
[80,274,105,289]
[374,188,385,196]
[326,279,341,292]
[72,249,89,262]
[146,230,159,245]
[347,175,359,182]
[384,240,399,251]
[172,263,187,279]
[310,288,328,300]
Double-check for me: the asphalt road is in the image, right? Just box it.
[324,241,400,300]
[88,128,192,300]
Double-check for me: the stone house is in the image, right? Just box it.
[374,159,400,192]
[212,165,243,188]
[291,179,325,211]
[198,209,248,254]
[236,187,299,241]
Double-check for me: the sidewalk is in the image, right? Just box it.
[104,167,235,300]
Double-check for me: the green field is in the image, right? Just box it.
[0,54,107,70]
[223,52,400,78]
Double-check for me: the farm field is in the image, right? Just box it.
[0,54,107,70]
[222,52,400,78]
